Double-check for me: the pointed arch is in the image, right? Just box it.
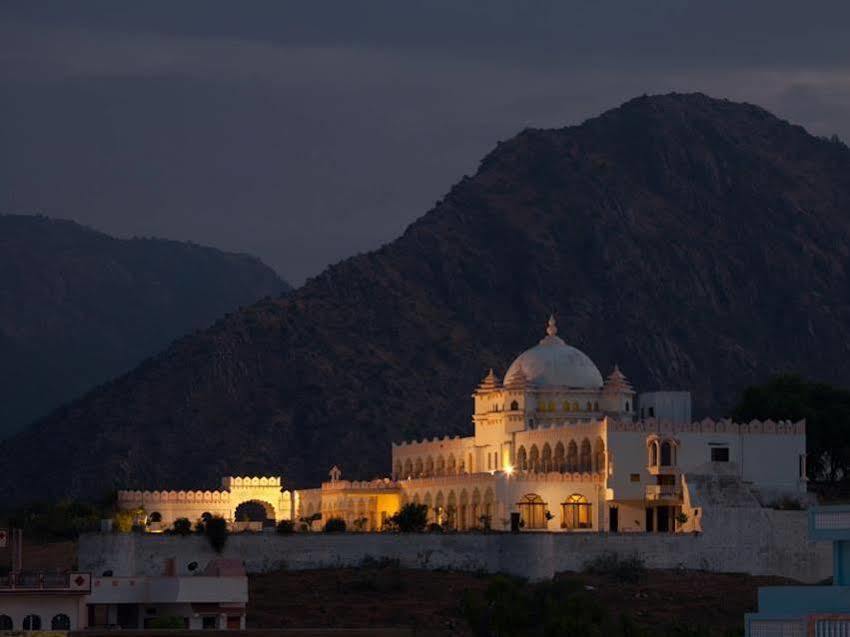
[554,441,566,472]
[436,455,446,476]
[594,438,606,473]
[541,443,553,472]
[567,440,578,472]
[425,456,435,477]
[403,458,413,478]
[579,438,592,472]
[414,457,424,477]
[529,445,540,472]
[447,454,457,475]
[517,445,528,471]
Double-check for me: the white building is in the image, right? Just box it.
[0,560,247,630]
[119,316,807,536]
[302,316,806,533]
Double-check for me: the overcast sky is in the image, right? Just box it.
[2,1,849,284]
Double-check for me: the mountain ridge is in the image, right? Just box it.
[3,92,850,503]
[0,213,289,439]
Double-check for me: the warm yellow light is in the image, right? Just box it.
[504,464,514,476]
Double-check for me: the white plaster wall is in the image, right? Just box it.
[79,507,831,584]
[0,594,86,630]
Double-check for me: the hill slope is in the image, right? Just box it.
[0,215,288,437]
[3,93,850,503]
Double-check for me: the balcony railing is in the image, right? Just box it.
[647,463,680,476]
[0,572,91,592]
[645,484,682,500]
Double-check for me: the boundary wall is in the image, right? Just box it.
[79,508,830,583]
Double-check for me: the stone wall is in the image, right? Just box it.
[79,508,831,583]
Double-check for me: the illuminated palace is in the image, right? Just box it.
[120,317,807,534]
[299,316,807,533]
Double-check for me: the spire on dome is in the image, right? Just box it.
[546,314,557,337]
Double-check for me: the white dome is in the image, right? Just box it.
[504,318,603,389]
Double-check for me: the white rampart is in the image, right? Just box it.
[78,507,830,583]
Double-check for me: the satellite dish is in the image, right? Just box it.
[187,561,198,571]
[102,570,113,577]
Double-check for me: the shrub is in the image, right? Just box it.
[172,517,192,535]
[427,522,443,533]
[583,552,647,584]
[389,503,429,533]
[147,616,186,629]
[114,507,144,534]
[323,517,346,533]
[276,519,295,534]
[205,515,229,553]
[770,496,804,510]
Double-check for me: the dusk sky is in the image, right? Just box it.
[2,1,849,284]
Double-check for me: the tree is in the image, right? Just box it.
[172,517,192,536]
[113,507,144,534]
[323,517,346,533]
[276,519,295,534]
[205,516,229,553]
[733,374,850,485]
[389,503,428,532]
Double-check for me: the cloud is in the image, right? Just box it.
[1,7,849,283]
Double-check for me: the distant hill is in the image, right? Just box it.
[0,214,289,437]
[3,93,850,504]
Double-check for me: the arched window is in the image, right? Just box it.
[593,401,599,411]
[0,615,12,630]
[579,439,592,472]
[625,400,630,412]
[436,456,446,476]
[52,614,71,630]
[447,454,457,475]
[542,443,552,472]
[425,456,435,477]
[554,442,566,472]
[414,458,423,477]
[510,400,519,411]
[148,511,162,523]
[649,441,658,466]
[403,459,413,478]
[394,461,402,478]
[516,446,528,471]
[594,438,606,473]
[23,615,42,630]
[586,401,592,411]
[566,441,578,472]
[529,445,540,472]
[660,441,673,466]
[572,401,580,412]
[562,494,592,530]
[517,494,547,529]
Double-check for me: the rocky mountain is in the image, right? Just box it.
[3,93,850,504]
[0,215,288,438]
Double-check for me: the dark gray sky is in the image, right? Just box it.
[2,1,849,284]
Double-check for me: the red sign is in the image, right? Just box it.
[0,529,7,548]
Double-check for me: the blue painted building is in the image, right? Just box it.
[746,505,850,636]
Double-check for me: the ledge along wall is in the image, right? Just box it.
[80,509,830,582]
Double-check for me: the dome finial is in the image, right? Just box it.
[546,314,557,337]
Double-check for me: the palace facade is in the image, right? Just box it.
[120,317,807,534]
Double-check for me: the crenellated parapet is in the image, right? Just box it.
[321,478,398,491]
[117,489,231,503]
[393,434,467,448]
[221,476,282,489]
[607,418,805,435]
